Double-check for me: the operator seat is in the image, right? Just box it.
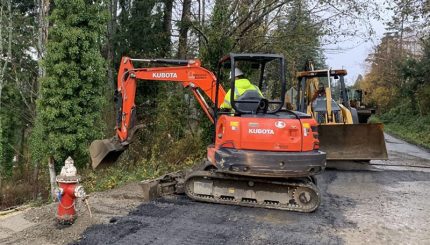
[236,90,263,113]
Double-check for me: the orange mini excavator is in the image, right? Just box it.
[90,53,326,212]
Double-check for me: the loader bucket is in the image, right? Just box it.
[89,138,126,169]
[318,123,388,161]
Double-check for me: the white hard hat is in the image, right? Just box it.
[229,68,244,79]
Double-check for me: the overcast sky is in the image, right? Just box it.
[324,2,391,85]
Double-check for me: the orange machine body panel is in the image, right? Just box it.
[214,115,319,152]
[205,113,324,177]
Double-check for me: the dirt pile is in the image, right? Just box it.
[0,182,146,245]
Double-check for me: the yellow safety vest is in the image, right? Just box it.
[221,78,263,109]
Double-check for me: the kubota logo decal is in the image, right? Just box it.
[152,72,178,79]
[275,121,286,128]
[248,128,275,135]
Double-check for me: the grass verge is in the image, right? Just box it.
[370,114,430,149]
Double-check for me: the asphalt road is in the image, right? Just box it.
[74,134,430,245]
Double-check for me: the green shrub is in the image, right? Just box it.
[379,103,430,149]
[368,115,382,124]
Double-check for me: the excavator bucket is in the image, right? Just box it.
[318,123,388,160]
[89,138,126,169]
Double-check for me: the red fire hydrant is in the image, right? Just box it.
[55,156,87,224]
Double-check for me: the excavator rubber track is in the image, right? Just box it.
[184,171,320,213]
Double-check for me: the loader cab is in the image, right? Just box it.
[296,69,350,113]
[215,53,286,117]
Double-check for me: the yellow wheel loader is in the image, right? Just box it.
[295,64,388,162]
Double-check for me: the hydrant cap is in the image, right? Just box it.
[65,156,74,165]
[61,157,76,176]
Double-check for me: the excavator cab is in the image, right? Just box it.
[216,53,286,116]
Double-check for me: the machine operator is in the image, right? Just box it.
[220,68,263,109]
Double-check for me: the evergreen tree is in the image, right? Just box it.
[114,0,167,62]
[200,0,233,70]
[31,0,107,168]
[400,38,430,115]
[271,1,325,82]
[0,0,38,176]
[107,0,194,165]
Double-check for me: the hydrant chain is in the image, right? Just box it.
[59,200,75,210]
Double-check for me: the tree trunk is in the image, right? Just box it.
[33,0,50,200]
[161,0,173,57]
[177,0,191,59]
[199,0,205,51]
[48,156,57,201]
[32,162,39,199]
[37,0,50,79]
[107,0,118,88]
[0,0,12,101]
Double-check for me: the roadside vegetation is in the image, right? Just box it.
[83,132,204,193]
[357,1,430,149]
[0,0,428,209]
[370,110,430,149]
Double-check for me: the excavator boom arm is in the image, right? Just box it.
[90,57,226,169]
[116,57,226,142]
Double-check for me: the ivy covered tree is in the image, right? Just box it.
[31,0,107,168]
